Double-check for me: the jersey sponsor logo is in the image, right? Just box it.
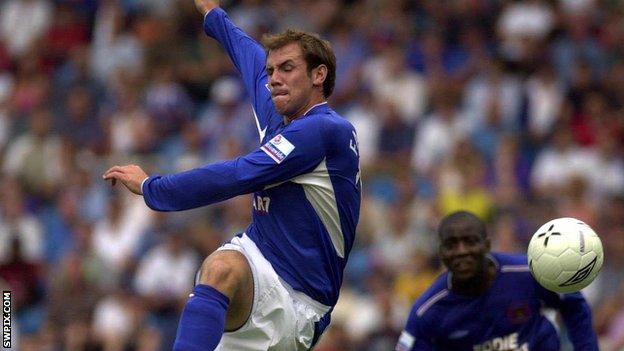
[395,331,415,351]
[473,332,529,351]
[252,195,271,213]
[261,133,295,163]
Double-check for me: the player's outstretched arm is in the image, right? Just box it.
[140,117,325,212]
[556,294,600,351]
[540,289,599,350]
[103,164,149,195]
[201,5,278,142]
[194,0,218,16]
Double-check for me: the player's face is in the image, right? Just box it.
[439,221,490,281]
[266,43,317,118]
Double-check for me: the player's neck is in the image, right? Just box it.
[283,95,327,124]
[451,258,497,296]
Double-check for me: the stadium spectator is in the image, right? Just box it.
[530,126,592,197]
[463,58,522,137]
[0,72,15,150]
[92,287,140,351]
[134,227,198,348]
[92,191,153,278]
[0,183,44,264]
[343,89,380,168]
[497,0,554,64]
[0,0,52,58]
[3,108,64,199]
[412,93,470,175]
[362,43,427,123]
[197,76,257,161]
[10,54,51,116]
[525,64,565,142]
[90,0,144,84]
[437,141,494,220]
[106,75,153,156]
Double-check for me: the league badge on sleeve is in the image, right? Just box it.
[395,331,415,351]
[261,134,295,163]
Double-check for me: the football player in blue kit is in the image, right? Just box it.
[103,0,361,350]
[396,211,598,351]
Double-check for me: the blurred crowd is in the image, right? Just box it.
[1,0,624,350]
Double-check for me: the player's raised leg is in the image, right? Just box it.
[173,250,253,351]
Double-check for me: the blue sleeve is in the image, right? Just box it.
[142,118,325,211]
[540,288,599,351]
[203,7,279,142]
[396,305,434,351]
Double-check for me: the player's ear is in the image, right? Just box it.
[312,64,328,87]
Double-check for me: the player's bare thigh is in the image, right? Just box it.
[198,250,254,331]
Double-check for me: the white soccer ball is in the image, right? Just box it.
[527,217,604,293]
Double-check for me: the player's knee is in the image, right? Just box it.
[199,252,250,298]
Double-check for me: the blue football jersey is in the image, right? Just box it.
[396,253,598,351]
[141,7,361,308]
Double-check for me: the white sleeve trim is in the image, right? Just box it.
[140,176,149,195]
[416,290,449,317]
[203,8,215,20]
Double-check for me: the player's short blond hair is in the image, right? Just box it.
[262,29,336,98]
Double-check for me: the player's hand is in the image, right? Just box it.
[102,164,148,195]
[194,0,218,16]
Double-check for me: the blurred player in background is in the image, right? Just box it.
[396,211,598,351]
[103,0,361,350]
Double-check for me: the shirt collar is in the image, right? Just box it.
[302,101,330,117]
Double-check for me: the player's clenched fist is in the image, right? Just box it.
[102,164,149,195]
[194,0,218,15]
